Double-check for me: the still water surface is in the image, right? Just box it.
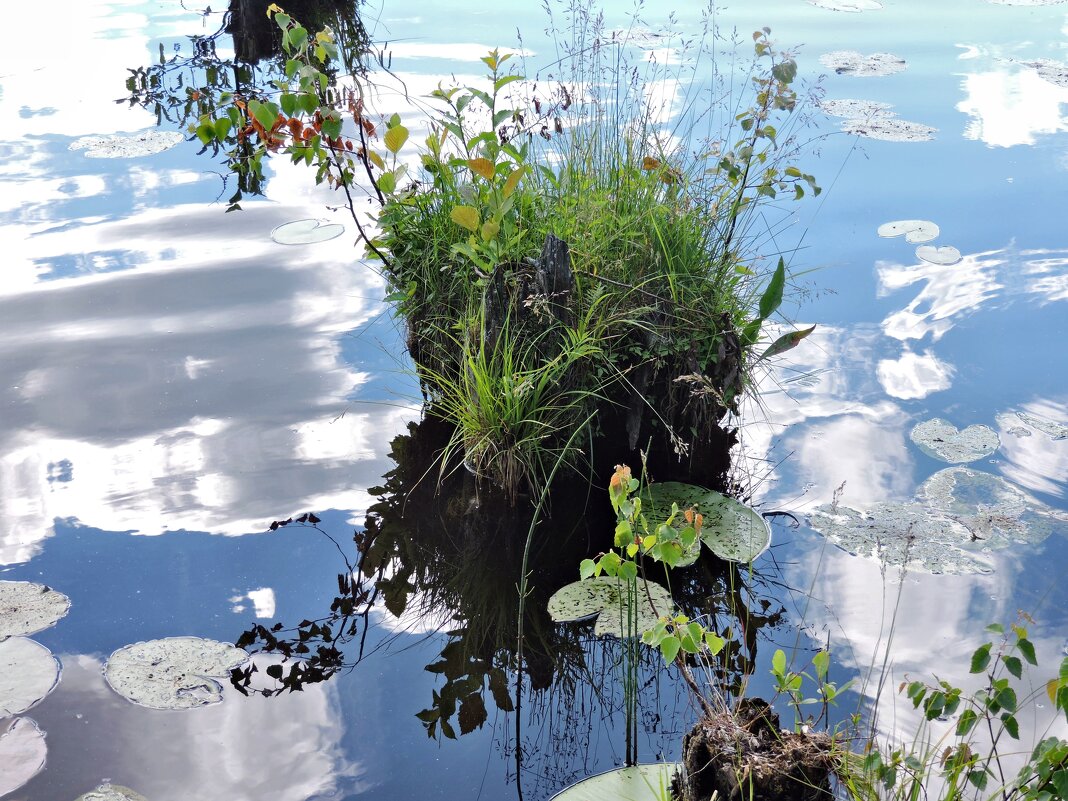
[1,0,1066,798]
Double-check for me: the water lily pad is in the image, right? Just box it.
[820,99,894,119]
[843,117,936,141]
[914,245,962,265]
[104,636,248,709]
[0,581,71,640]
[547,576,673,638]
[808,0,882,10]
[807,502,990,574]
[1015,410,1068,440]
[271,219,345,245]
[75,783,150,801]
[910,419,1000,463]
[877,220,940,244]
[0,718,47,797]
[820,51,906,77]
[919,467,1068,546]
[643,482,771,563]
[69,131,184,158]
[550,763,682,800]
[0,637,61,715]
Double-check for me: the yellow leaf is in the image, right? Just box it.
[1048,678,1059,704]
[468,157,495,180]
[502,166,526,197]
[367,150,385,171]
[480,221,500,241]
[266,3,283,18]
[450,205,480,232]
[383,124,409,154]
[642,156,661,171]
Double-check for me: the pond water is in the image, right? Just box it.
[1,0,1067,799]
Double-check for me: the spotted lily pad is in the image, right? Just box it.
[916,245,962,265]
[1015,410,1068,440]
[69,131,184,158]
[550,763,682,800]
[877,220,940,244]
[820,99,894,119]
[0,581,71,640]
[643,482,771,563]
[0,718,47,797]
[843,117,937,141]
[547,576,673,638]
[919,467,1068,546]
[910,419,1000,463]
[271,219,345,245]
[75,783,150,801]
[0,637,61,716]
[808,0,883,10]
[820,51,906,77]
[104,636,249,709]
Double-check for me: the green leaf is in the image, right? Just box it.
[758,257,786,320]
[704,632,725,655]
[970,642,992,674]
[660,635,681,663]
[274,12,291,29]
[494,74,522,92]
[772,59,798,84]
[195,121,215,145]
[579,559,596,580]
[1052,769,1068,798]
[1001,712,1020,740]
[956,708,978,736]
[1019,638,1038,666]
[813,650,830,681]
[756,325,816,363]
[1003,654,1023,679]
[280,92,297,117]
[249,99,278,131]
[772,649,786,677]
[289,25,309,52]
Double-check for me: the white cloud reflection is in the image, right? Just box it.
[957,59,1068,147]
[996,399,1068,498]
[876,348,955,399]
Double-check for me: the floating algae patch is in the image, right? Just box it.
[919,467,1068,546]
[843,117,936,142]
[0,637,61,715]
[916,245,962,265]
[808,0,883,11]
[1014,410,1068,440]
[877,219,940,244]
[271,219,345,245]
[75,783,149,801]
[0,718,47,797]
[104,636,248,709]
[910,419,1000,463]
[807,502,990,575]
[989,0,1068,5]
[819,99,894,120]
[642,482,771,563]
[820,51,906,77]
[1021,59,1068,89]
[69,130,184,158]
[0,581,71,640]
[550,763,683,800]
[547,576,672,638]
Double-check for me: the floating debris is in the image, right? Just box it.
[820,51,906,77]
[877,220,940,244]
[551,763,683,800]
[547,576,672,638]
[909,419,1000,463]
[0,637,61,716]
[0,718,47,798]
[988,0,1068,5]
[808,0,883,11]
[271,219,346,246]
[0,581,71,641]
[1015,410,1068,440]
[808,467,1068,574]
[1021,59,1068,89]
[919,467,1068,546]
[642,482,771,562]
[842,117,936,142]
[104,636,248,709]
[75,783,150,801]
[69,130,184,158]
[916,244,962,265]
[820,98,894,119]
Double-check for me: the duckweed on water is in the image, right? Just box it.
[68,130,184,158]
[0,637,61,716]
[0,581,71,640]
[75,784,149,801]
[1013,410,1068,440]
[547,575,672,638]
[1021,58,1068,88]
[103,636,248,709]
[819,50,906,77]
[915,244,962,265]
[909,418,1000,463]
[819,98,894,120]
[0,717,47,797]
[877,219,940,244]
[808,0,883,11]
[842,116,937,142]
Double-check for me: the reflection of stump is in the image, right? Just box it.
[672,699,835,801]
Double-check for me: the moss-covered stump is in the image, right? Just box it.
[671,699,835,801]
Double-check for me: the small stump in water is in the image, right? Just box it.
[672,699,835,801]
